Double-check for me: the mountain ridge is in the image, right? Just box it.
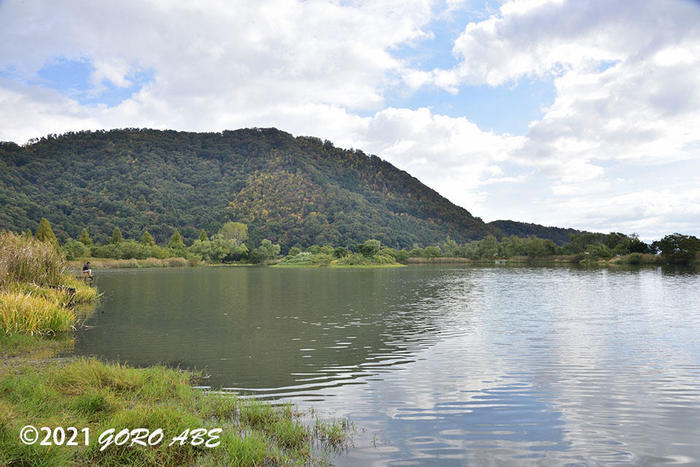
[0,128,583,248]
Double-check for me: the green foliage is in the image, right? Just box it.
[218,222,248,244]
[319,245,335,256]
[61,238,90,260]
[478,235,499,258]
[110,227,123,244]
[188,237,248,263]
[78,228,92,246]
[277,252,333,267]
[35,218,58,248]
[652,233,700,265]
[356,239,381,257]
[23,229,33,239]
[585,243,613,259]
[140,230,156,246]
[424,246,442,257]
[0,129,508,248]
[335,252,395,265]
[288,246,302,256]
[489,220,583,246]
[198,229,208,241]
[249,239,281,264]
[167,230,185,249]
[333,247,349,258]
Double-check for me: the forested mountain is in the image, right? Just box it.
[0,128,580,249]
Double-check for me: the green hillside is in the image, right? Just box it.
[488,220,585,246]
[0,128,579,249]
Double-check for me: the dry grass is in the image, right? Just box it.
[68,257,192,269]
[0,232,66,287]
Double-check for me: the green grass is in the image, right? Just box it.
[0,290,75,336]
[0,357,351,465]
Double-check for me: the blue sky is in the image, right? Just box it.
[1,0,699,239]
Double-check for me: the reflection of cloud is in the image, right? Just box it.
[288,268,700,464]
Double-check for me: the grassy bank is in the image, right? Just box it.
[1,232,350,465]
[0,348,350,465]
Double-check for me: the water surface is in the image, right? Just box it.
[73,266,700,465]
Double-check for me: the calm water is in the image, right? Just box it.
[72,266,700,465]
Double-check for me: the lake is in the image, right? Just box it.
[71,265,700,465]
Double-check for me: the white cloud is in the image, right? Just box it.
[0,81,99,144]
[426,0,700,235]
[0,0,698,238]
[362,107,525,213]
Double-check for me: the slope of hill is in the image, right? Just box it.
[0,128,585,249]
[1,128,502,248]
[488,220,585,246]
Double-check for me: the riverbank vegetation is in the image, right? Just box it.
[0,231,350,465]
[8,217,700,270]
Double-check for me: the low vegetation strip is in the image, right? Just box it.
[0,230,351,465]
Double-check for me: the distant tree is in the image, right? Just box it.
[111,227,124,244]
[167,230,185,249]
[140,230,156,246]
[424,246,442,257]
[653,233,699,265]
[333,246,349,258]
[36,218,58,248]
[249,239,281,263]
[628,234,651,254]
[23,229,33,239]
[441,237,458,256]
[62,238,89,260]
[218,222,247,244]
[288,246,302,256]
[259,239,280,257]
[78,228,92,246]
[357,239,381,257]
[198,229,208,241]
[478,235,499,258]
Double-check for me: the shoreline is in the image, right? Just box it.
[69,253,698,271]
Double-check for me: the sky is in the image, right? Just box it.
[1,0,699,240]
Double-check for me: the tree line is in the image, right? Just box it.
[24,217,700,267]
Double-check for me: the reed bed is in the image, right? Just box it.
[0,231,66,287]
[68,256,191,269]
[0,231,97,335]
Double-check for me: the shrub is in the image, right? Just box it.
[61,239,90,260]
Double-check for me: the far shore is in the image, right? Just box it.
[68,253,698,271]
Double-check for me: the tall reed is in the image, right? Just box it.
[0,231,66,287]
[0,290,74,335]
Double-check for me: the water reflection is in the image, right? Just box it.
[73,266,700,464]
